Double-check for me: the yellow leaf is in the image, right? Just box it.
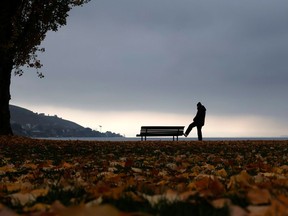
[131,167,142,173]
[216,168,228,178]
[272,167,283,174]
[203,163,215,170]
[158,170,168,176]
[4,183,22,193]
[23,163,37,170]
[62,161,73,169]
[187,182,196,190]
[166,163,178,170]
[228,171,253,190]
[156,180,167,185]
[23,203,50,212]
[180,172,189,178]
[30,188,49,198]
[0,164,16,174]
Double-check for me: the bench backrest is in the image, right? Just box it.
[140,126,184,136]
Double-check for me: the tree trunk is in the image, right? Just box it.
[0,61,13,135]
[0,1,19,136]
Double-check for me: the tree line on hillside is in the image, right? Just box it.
[11,122,122,138]
[9,105,122,138]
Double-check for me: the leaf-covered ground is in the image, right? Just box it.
[1,137,288,215]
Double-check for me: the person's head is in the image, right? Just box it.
[197,102,202,107]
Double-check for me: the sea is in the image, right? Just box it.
[38,137,288,142]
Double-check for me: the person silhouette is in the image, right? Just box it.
[183,102,206,140]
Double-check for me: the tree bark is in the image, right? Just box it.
[0,61,13,135]
[0,1,17,135]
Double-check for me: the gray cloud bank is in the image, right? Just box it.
[12,0,288,125]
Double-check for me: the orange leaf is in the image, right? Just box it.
[277,194,288,206]
[194,176,225,196]
[267,199,288,216]
[228,171,253,190]
[247,189,271,205]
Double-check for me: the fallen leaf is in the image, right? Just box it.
[23,203,50,212]
[211,198,231,209]
[9,193,35,206]
[247,189,271,205]
[246,206,269,216]
[267,199,288,216]
[57,204,120,216]
[216,168,228,178]
[30,188,49,198]
[0,208,19,216]
[229,205,248,216]
[228,171,253,190]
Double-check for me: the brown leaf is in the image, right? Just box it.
[9,193,35,206]
[0,207,19,216]
[216,168,228,178]
[229,205,248,216]
[194,176,225,196]
[266,199,288,216]
[247,189,271,205]
[125,159,134,167]
[57,204,121,216]
[277,194,288,206]
[246,206,269,216]
[211,198,231,209]
[23,203,50,213]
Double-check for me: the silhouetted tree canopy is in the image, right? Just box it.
[0,0,90,135]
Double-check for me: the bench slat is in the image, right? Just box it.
[136,126,184,141]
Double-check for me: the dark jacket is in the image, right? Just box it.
[193,104,206,126]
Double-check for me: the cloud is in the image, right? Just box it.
[10,0,288,137]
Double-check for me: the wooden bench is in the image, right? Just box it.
[136,126,184,141]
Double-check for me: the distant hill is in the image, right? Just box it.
[10,105,122,138]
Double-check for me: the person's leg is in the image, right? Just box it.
[197,126,203,141]
[184,122,196,136]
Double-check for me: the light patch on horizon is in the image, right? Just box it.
[11,103,288,138]
[206,115,287,137]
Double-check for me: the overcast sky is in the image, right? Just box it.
[11,0,288,137]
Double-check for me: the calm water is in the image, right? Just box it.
[38,137,288,141]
